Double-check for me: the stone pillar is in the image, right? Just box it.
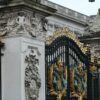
[0,7,47,100]
[2,37,45,100]
[0,0,56,99]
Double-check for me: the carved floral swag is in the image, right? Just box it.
[25,49,41,100]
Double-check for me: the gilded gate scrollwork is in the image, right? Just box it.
[47,58,67,100]
[70,63,87,100]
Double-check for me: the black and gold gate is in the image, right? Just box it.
[45,28,89,100]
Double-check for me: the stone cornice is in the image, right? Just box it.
[54,13,88,26]
[80,37,100,42]
[0,0,57,16]
[80,32,100,41]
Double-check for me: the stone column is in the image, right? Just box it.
[0,8,46,100]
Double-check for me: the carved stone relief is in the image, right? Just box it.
[25,47,41,100]
[0,11,47,40]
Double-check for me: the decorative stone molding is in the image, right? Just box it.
[25,47,41,100]
[0,11,47,40]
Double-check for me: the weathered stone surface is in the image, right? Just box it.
[25,49,41,100]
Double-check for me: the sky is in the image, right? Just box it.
[49,0,100,16]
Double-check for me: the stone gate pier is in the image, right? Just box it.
[0,0,55,100]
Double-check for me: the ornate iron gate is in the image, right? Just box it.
[45,28,89,100]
